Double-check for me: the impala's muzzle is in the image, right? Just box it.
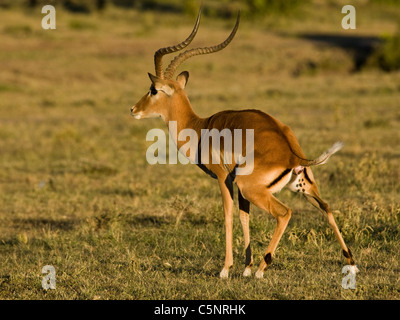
[130,105,142,119]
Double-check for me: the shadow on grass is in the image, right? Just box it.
[300,33,382,71]
[10,217,77,231]
[128,213,174,227]
[0,218,78,247]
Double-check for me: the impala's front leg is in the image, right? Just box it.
[238,189,253,277]
[218,177,234,279]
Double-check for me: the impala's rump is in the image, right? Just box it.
[200,109,308,174]
[266,168,292,189]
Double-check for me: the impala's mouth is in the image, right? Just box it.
[130,106,142,119]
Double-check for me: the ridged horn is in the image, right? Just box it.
[154,8,202,79]
[164,11,240,80]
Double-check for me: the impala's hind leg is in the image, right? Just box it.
[240,185,292,279]
[288,167,355,266]
[238,189,253,277]
[255,195,292,279]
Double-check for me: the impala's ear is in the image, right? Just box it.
[176,71,189,89]
[148,73,162,84]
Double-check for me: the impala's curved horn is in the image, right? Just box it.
[154,8,202,79]
[164,11,240,80]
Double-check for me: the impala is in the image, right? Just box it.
[130,9,356,278]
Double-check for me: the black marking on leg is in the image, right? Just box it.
[303,168,313,185]
[245,244,252,267]
[343,248,355,265]
[238,189,250,214]
[264,253,272,266]
[267,168,291,189]
[318,200,330,213]
[224,175,234,200]
[310,195,330,212]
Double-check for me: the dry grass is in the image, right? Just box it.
[0,2,399,299]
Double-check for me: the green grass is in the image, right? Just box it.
[0,2,400,300]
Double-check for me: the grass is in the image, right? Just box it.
[0,2,400,300]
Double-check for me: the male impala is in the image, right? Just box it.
[130,10,356,278]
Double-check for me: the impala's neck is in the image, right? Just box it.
[163,94,206,150]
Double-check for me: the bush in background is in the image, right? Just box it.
[374,31,400,71]
[367,25,400,72]
[0,0,308,16]
[245,0,308,17]
[0,0,105,11]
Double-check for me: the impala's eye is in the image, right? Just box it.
[150,84,158,95]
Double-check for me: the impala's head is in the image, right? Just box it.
[130,8,240,120]
[130,71,189,120]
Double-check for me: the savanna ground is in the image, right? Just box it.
[0,1,399,300]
